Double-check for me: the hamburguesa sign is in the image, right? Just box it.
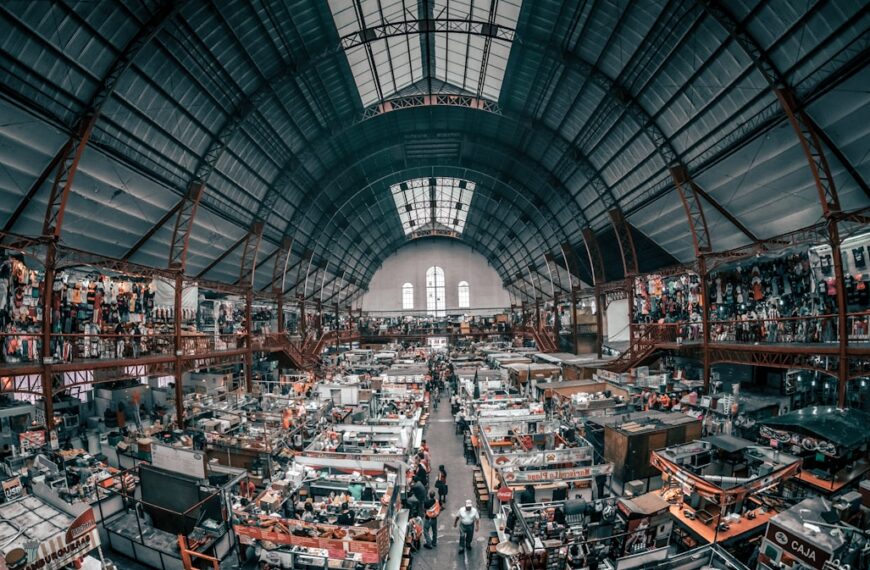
[19,508,100,570]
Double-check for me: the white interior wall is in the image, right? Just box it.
[360,239,511,316]
[606,298,630,342]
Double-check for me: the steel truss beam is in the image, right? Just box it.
[578,231,605,286]
[339,18,516,50]
[607,209,639,277]
[238,220,265,287]
[670,165,713,256]
[272,237,293,294]
[40,2,175,239]
[524,43,755,244]
[703,0,852,405]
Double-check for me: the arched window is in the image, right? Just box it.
[458,281,470,308]
[402,283,414,310]
[426,266,446,317]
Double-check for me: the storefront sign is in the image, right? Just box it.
[22,508,99,570]
[765,521,831,569]
[502,463,612,483]
[491,447,592,468]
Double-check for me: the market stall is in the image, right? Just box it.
[651,437,801,551]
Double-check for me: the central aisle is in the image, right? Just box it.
[421,392,495,569]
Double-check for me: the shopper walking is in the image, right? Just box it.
[423,490,441,549]
[435,465,448,504]
[453,499,480,553]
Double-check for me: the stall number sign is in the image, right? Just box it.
[765,522,831,569]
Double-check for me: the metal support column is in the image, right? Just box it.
[552,293,560,339]
[40,240,57,428]
[173,273,184,427]
[276,293,284,334]
[299,295,307,337]
[245,288,253,393]
[670,164,714,392]
[334,303,340,352]
[570,290,579,355]
[699,256,712,393]
[316,300,323,338]
[595,289,604,359]
[775,88,849,407]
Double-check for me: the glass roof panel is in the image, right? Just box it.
[329,0,521,106]
[390,177,475,235]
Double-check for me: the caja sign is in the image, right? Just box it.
[765,521,831,569]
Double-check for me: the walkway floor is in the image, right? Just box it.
[414,393,495,570]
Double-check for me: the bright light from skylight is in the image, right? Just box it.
[328,0,522,107]
[391,177,474,236]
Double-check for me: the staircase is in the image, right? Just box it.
[262,330,361,370]
[601,325,665,373]
[529,325,558,353]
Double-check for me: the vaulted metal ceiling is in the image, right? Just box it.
[0,0,867,304]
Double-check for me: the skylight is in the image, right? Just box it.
[391,177,474,236]
[328,0,522,107]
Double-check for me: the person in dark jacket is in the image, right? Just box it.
[518,484,536,505]
[411,479,427,517]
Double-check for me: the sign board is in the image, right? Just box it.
[151,443,207,479]
[19,431,45,454]
[496,486,513,502]
[491,447,592,469]
[1,478,22,501]
[763,520,832,570]
[21,507,100,570]
[502,463,613,484]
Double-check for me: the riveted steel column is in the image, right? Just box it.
[173,273,184,427]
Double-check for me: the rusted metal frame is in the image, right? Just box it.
[538,44,752,243]
[32,4,174,427]
[702,0,854,402]
[776,87,849,407]
[237,220,265,287]
[607,208,639,277]
[339,17,515,51]
[41,1,175,240]
[244,288,253,392]
[576,232,603,287]
[0,374,44,397]
[700,0,869,197]
[287,150,575,300]
[670,165,714,256]
[272,237,292,333]
[173,273,184,426]
[54,249,174,282]
[669,164,715,389]
[167,182,205,270]
[194,234,247,279]
[2,139,70,234]
[320,261,333,305]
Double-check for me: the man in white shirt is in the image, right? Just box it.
[453,499,480,553]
